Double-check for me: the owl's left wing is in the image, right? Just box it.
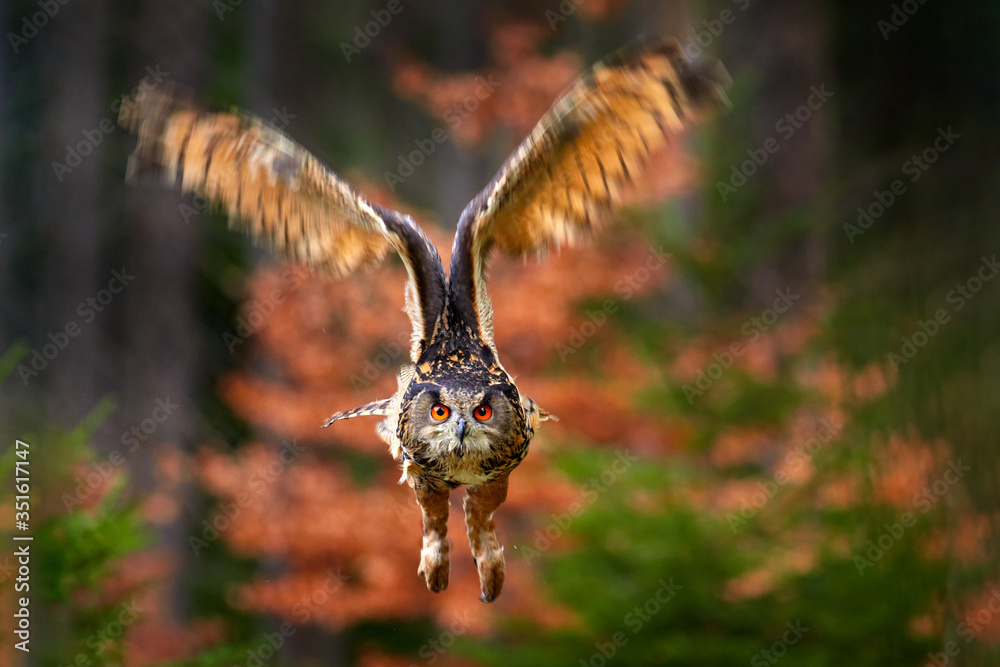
[450,38,729,347]
[120,86,446,360]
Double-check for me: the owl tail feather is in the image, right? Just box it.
[321,398,393,427]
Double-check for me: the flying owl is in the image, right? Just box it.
[120,37,729,602]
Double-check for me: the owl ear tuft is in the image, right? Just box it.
[521,396,556,431]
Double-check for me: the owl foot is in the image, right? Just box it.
[464,474,510,603]
[411,481,452,593]
[418,540,450,593]
[476,552,505,603]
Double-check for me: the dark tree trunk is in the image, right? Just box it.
[35,0,110,423]
[121,0,207,627]
[0,1,10,434]
[718,0,832,304]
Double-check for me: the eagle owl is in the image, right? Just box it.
[120,38,728,602]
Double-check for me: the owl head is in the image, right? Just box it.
[405,379,524,459]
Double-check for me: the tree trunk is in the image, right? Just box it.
[720,0,832,303]
[35,0,110,423]
[121,0,207,628]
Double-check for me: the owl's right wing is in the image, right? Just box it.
[449,38,730,349]
[119,86,446,361]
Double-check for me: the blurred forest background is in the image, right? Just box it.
[1,0,999,665]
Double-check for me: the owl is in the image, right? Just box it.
[120,37,729,602]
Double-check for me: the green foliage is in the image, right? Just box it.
[0,341,30,380]
[462,442,943,666]
[36,484,146,602]
[0,393,150,667]
[157,640,265,667]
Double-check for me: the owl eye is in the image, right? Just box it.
[473,404,492,421]
[430,404,450,421]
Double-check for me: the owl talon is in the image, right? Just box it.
[418,549,450,592]
[419,560,450,593]
[464,476,510,602]
[476,555,504,603]
[418,534,450,593]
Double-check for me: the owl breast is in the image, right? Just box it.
[403,415,531,488]
[434,428,506,486]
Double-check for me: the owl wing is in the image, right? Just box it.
[119,86,446,360]
[449,38,730,348]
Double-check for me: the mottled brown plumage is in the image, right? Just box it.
[120,37,728,602]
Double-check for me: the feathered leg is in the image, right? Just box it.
[464,473,510,603]
[411,478,451,593]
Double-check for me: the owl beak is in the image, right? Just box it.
[456,417,467,443]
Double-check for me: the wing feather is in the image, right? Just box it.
[450,38,730,347]
[120,86,447,359]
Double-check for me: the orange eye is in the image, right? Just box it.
[474,404,492,421]
[430,404,450,421]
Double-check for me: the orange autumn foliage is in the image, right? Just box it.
[170,20,981,661]
[391,24,582,146]
[193,27,718,635]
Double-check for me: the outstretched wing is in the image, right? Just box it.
[119,85,446,360]
[449,38,730,348]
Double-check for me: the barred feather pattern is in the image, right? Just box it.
[450,37,730,350]
[322,398,394,427]
[119,86,447,359]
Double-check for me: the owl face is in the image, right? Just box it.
[408,383,519,459]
